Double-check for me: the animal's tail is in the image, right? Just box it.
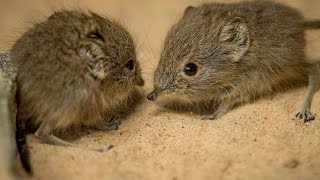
[303,20,320,29]
[15,93,32,174]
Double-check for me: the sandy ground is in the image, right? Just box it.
[1,0,320,179]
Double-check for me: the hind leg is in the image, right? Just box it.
[202,102,231,120]
[35,123,113,152]
[295,64,320,122]
[35,123,76,147]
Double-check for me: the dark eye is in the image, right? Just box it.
[125,59,135,70]
[184,63,198,76]
[88,30,105,42]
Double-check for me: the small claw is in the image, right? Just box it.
[95,117,121,131]
[298,112,303,119]
[304,113,315,122]
[295,110,315,123]
[107,123,119,130]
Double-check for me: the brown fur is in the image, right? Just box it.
[10,10,144,147]
[148,1,319,120]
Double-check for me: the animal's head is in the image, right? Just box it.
[148,5,250,103]
[49,11,144,93]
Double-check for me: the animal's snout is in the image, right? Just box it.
[136,76,145,86]
[147,90,157,101]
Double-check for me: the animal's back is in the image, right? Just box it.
[201,1,308,97]
[10,11,93,129]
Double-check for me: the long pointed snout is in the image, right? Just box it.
[147,90,158,101]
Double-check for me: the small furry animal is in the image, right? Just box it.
[11,10,144,150]
[0,52,31,179]
[147,1,320,121]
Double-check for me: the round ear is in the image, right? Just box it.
[78,42,107,80]
[183,6,196,16]
[219,17,250,62]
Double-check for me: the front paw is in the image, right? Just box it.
[295,109,315,123]
[95,117,121,131]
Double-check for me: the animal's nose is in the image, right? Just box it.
[147,90,157,101]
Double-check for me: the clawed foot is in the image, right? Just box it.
[95,117,121,131]
[106,117,121,130]
[295,109,315,123]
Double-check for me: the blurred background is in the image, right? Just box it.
[1,0,320,89]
